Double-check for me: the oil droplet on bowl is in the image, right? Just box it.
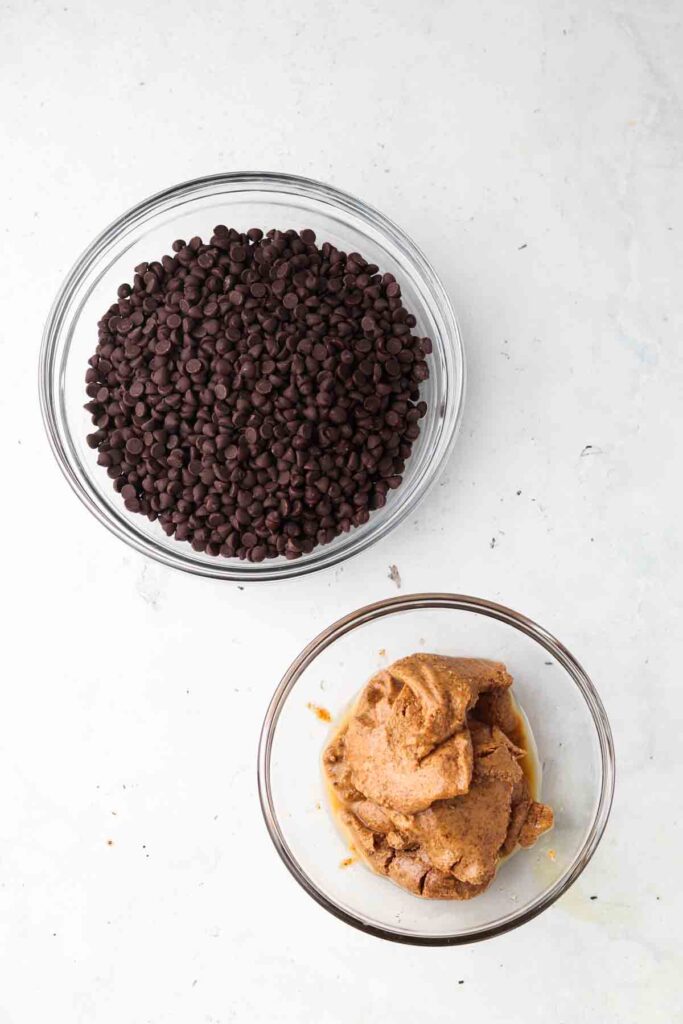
[307,702,331,722]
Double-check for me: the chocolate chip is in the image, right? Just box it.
[84,227,432,561]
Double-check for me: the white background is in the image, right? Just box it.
[1,1,681,1021]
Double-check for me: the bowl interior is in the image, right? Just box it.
[262,600,611,943]
[47,176,462,579]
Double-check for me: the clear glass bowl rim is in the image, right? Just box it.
[38,171,465,581]
[258,592,615,946]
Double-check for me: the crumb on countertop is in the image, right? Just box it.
[388,564,401,588]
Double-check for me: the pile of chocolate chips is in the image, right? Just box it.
[84,227,431,562]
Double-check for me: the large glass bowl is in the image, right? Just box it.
[39,172,464,581]
[258,594,615,945]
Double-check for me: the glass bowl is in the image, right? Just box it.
[258,594,615,945]
[39,172,464,581]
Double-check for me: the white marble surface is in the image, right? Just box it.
[1,1,681,1020]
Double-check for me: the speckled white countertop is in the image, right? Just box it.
[1,1,681,1020]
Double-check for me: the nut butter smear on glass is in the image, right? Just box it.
[323,654,553,900]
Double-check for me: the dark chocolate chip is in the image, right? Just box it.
[85,227,432,561]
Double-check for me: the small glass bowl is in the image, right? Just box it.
[39,172,464,581]
[258,594,615,945]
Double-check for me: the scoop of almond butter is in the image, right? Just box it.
[323,654,554,899]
